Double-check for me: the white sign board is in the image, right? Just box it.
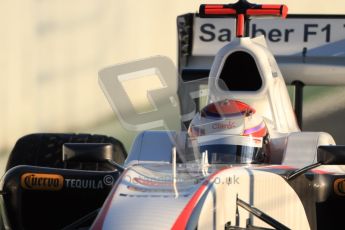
[192,16,345,57]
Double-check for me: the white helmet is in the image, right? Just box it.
[188,99,268,164]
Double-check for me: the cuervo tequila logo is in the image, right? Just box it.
[21,173,64,191]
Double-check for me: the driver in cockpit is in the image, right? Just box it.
[188,99,270,164]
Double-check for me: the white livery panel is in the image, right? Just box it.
[94,165,310,230]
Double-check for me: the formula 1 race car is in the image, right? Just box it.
[2,1,345,229]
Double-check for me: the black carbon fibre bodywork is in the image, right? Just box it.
[288,173,345,230]
[1,165,120,230]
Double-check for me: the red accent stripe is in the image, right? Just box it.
[243,122,266,136]
[171,167,234,230]
[90,170,128,230]
[134,177,173,186]
[236,14,244,37]
[311,169,331,175]
[281,5,288,18]
[246,9,282,16]
[245,127,267,138]
[205,8,236,15]
[205,5,224,9]
[262,165,331,175]
[261,5,282,9]
[205,100,255,117]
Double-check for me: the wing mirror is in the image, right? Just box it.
[317,145,345,165]
[62,143,125,172]
[286,145,345,180]
[63,143,114,163]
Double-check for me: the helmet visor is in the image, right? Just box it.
[200,144,263,164]
[195,134,264,164]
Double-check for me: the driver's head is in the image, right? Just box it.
[188,99,269,164]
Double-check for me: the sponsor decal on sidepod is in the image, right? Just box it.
[21,173,64,191]
[21,173,115,191]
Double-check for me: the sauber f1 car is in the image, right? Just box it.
[2,1,345,229]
